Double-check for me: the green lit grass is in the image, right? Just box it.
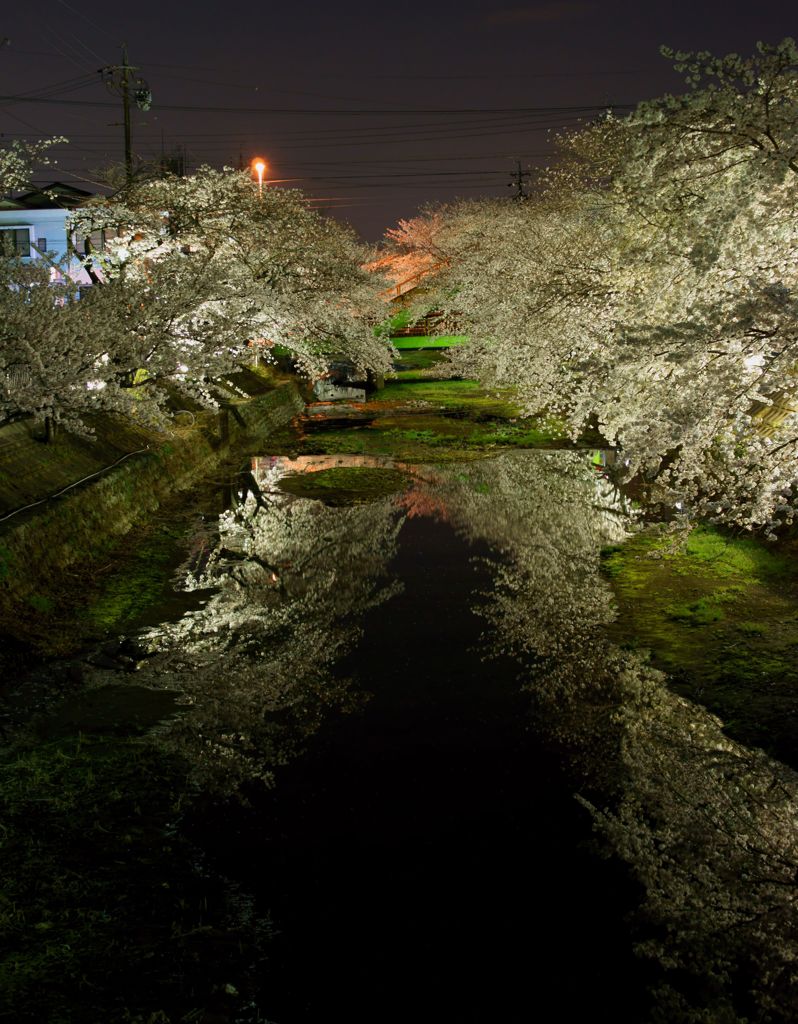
[664,596,726,626]
[603,525,798,763]
[298,415,566,463]
[86,522,185,631]
[378,378,522,417]
[277,466,409,504]
[390,349,450,379]
[391,336,468,349]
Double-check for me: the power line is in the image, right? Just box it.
[144,69,413,107]
[0,49,652,81]
[262,121,589,150]
[52,0,118,46]
[37,117,583,150]
[10,111,555,143]
[0,110,562,137]
[26,0,104,69]
[28,27,93,73]
[0,117,599,156]
[37,0,106,65]
[0,94,633,115]
[3,73,98,101]
[280,170,513,180]
[320,69,651,80]
[0,134,553,163]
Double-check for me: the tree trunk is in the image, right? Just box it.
[218,407,230,445]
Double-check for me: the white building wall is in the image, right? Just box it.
[0,208,92,284]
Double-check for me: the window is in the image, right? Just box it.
[0,228,32,257]
[74,229,107,255]
[36,237,47,252]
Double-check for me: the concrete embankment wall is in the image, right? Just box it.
[0,382,305,617]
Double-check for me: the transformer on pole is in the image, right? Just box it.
[99,45,152,182]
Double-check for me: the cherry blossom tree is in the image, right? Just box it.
[0,137,133,435]
[0,137,65,193]
[2,156,393,433]
[72,167,393,391]
[0,257,140,433]
[419,40,798,532]
[369,210,449,289]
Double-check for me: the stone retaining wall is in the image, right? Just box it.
[0,383,304,614]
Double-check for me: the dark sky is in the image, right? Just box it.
[1,0,795,239]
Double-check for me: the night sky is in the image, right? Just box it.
[1,0,795,239]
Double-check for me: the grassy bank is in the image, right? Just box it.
[603,525,798,764]
[0,380,304,656]
[300,364,568,463]
[0,734,266,1023]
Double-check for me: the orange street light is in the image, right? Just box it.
[252,157,267,196]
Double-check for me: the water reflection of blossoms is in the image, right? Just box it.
[137,461,403,793]
[426,451,798,1022]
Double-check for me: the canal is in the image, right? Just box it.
[2,354,798,1023]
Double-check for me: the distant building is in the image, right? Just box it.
[0,181,94,283]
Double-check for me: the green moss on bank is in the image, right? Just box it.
[389,348,450,379]
[0,736,263,1023]
[278,466,409,505]
[603,525,798,763]
[84,521,187,632]
[0,386,304,656]
[379,378,522,417]
[300,369,565,463]
[298,415,567,463]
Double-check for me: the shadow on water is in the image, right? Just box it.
[196,512,648,1023]
[7,440,798,1022]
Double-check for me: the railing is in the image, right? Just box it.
[749,391,798,438]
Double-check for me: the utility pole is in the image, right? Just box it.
[100,45,152,183]
[121,44,132,180]
[508,160,532,201]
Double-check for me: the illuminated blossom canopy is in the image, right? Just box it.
[1,157,392,432]
[413,40,798,531]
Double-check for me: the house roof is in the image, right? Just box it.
[4,182,94,210]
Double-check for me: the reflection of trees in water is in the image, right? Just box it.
[414,451,626,659]
[591,676,798,1022]
[137,472,403,793]
[425,451,798,1021]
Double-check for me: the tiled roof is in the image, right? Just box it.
[11,182,94,209]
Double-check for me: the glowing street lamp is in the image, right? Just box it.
[252,157,267,197]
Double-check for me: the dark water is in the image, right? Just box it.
[153,450,795,1023]
[14,447,797,1022]
[200,514,646,1022]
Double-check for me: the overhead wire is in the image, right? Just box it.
[4,67,611,212]
[30,0,106,66]
[89,56,652,82]
[3,74,98,101]
[0,134,552,164]
[4,109,573,141]
[52,0,118,46]
[144,69,414,107]
[0,93,633,116]
[0,113,555,139]
[10,112,562,146]
[31,13,98,73]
